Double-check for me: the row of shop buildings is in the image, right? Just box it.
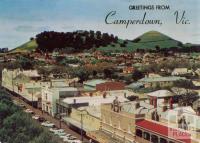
[2,68,200,143]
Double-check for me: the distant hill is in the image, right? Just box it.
[98,31,182,52]
[10,30,187,53]
[9,39,37,53]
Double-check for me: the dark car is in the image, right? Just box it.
[38,117,46,122]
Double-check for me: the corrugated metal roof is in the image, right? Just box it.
[147,90,175,98]
[84,79,107,87]
[139,76,186,82]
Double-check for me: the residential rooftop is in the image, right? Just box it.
[139,76,186,82]
[83,79,108,87]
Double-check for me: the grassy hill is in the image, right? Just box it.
[10,31,183,53]
[10,39,37,53]
[98,31,182,52]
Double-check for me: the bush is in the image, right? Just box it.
[0,89,60,143]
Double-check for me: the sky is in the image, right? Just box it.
[0,0,200,49]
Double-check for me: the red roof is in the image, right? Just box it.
[136,120,191,143]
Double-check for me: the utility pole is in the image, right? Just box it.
[32,89,33,107]
[81,113,83,142]
[58,99,62,129]
[59,114,62,129]
[12,71,14,92]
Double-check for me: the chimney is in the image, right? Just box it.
[135,102,140,109]
[103,92,106,98]
[73,99,76,104]
[150,97,153,105]
[163,105,167,112]
[124,92,126,98]
[154,97,157,108]
[169,97,173,109]
[50,81,52,88]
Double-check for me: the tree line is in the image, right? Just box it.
[36,30,118,53]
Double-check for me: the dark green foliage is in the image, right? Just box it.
[59,57,82,65]
[36,30,117,53]
[67,67,90,83]
[17,55,35,70]
[132,70,144,81]
[0,89,60,143]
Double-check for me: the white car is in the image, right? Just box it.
[32,115,40,120]
[24,109,34,114]
[70,140,82,143]
[41,121,55,127]
[49,128,64,133]
[54,130,66,136]
[63,138,72,142]
[68,136,77,140]
[19,103,26,108]
[60,134,72,139]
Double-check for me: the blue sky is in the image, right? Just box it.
[0,0,199,49]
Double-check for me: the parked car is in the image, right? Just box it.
[41,121,55,127]
[68,136,77,140]
[65,134,72,137]
[64,139,81,143]
[54,130,66,136]
[38,117,46,122]
[63,138,73,142]
[24,109,34,114]
[60,134,72,139]
[49,128,64,133]
[70,140,82,143]
[32,115,40,120]
[18,103,26,108]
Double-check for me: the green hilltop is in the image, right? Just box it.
[98,31,182,52]
[10,39,37,53]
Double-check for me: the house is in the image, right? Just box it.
[83,79,108,91]
[96,81,125,91]
[83,79,126,92]
[195,68,200,77]
[172,68,194,76]
[138,76,186,88]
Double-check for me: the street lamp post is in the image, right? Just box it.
[80,113,83,142]
[59,114,62,129]
[79,111,87,142]
[123,129,126,143]
[32,90,33,107]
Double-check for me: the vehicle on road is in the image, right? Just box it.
[24,109,34,114]
[59,134,72,139]
[54,130,66,136]
[63,137,72,142]
[63,138,81,143]
[70,140,82,143]
[68,136,77,140]
[38,117,46,122]
[41,121,55,128]
[18,103,26,108]
[49,128,64,133]
[32,115,40,120]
